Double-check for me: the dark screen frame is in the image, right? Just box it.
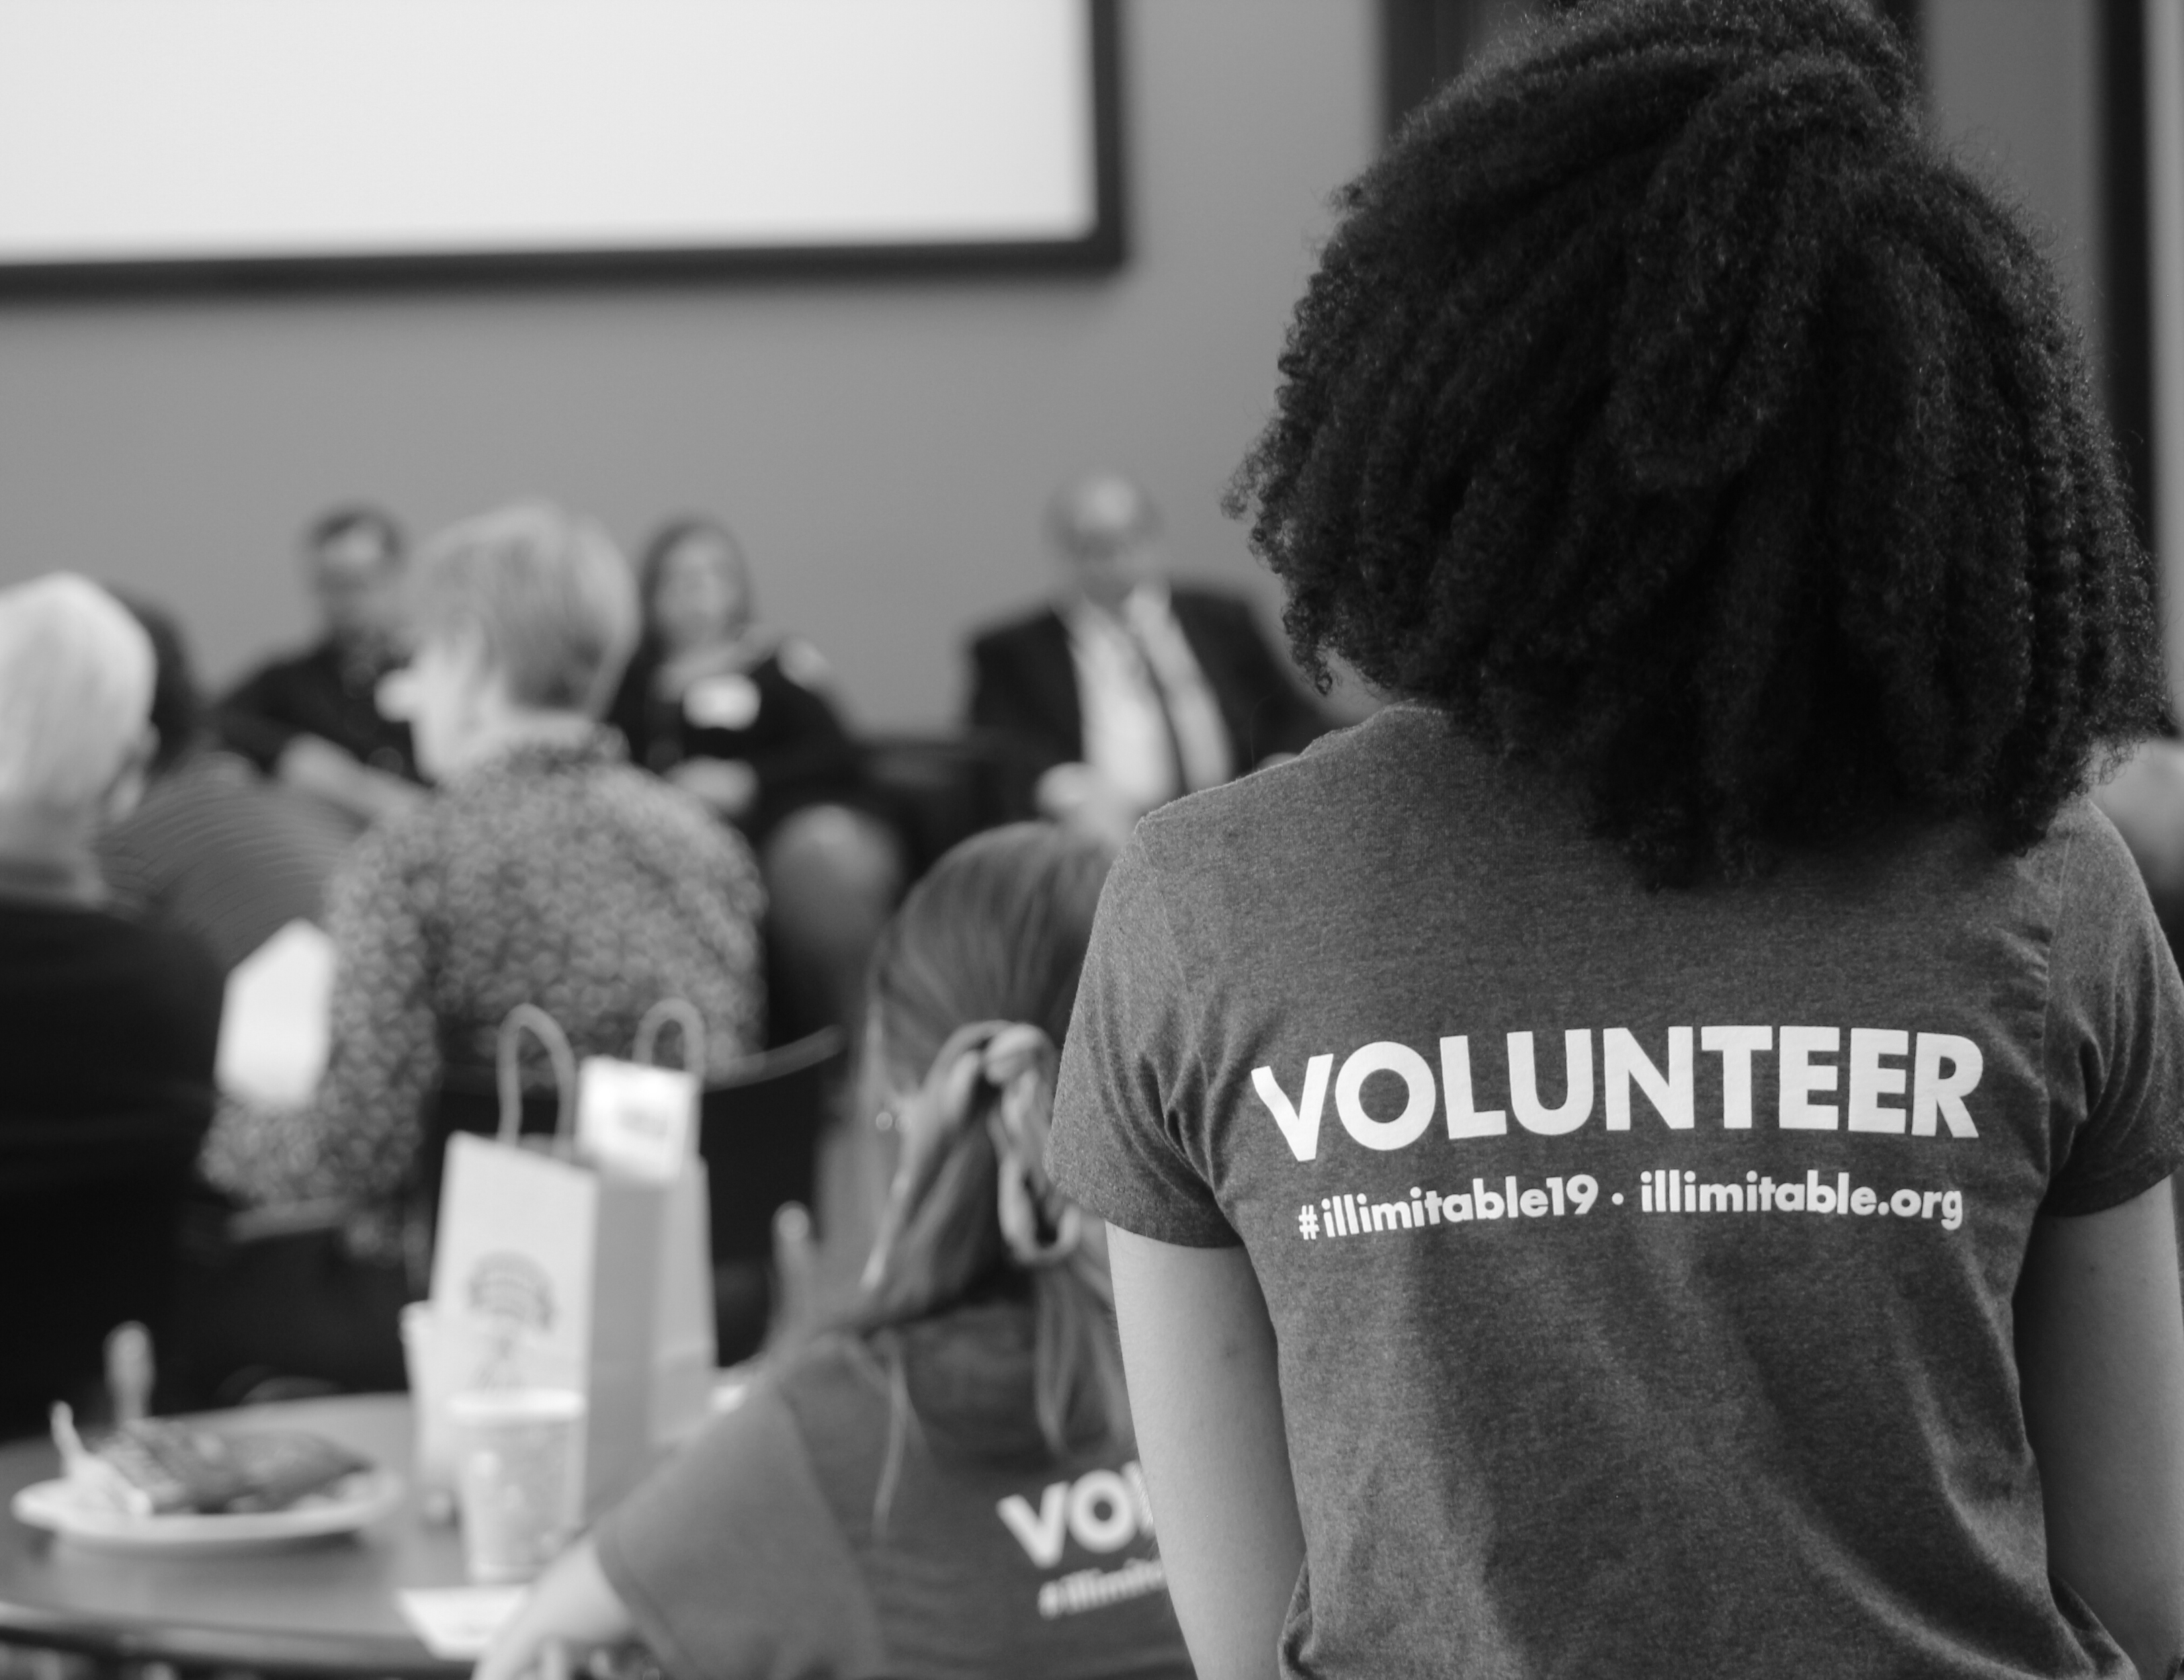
[0,0,1125,296]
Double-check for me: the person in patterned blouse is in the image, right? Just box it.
[197,503,764,1393]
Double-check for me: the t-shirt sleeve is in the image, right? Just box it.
[1049,836,1238,1247]
[2040,808,2184,1216]
[594,1382,886,1680]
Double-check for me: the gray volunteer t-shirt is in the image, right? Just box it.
[1049,704,2184,1680]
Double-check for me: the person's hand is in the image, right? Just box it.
[474,1538,635,1680]
[1034,761,1140,852]
[668,756,759,821]
[276,734,425,826]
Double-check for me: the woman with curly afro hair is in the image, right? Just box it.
[1046,2,2184,1677]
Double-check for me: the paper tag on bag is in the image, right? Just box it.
[575,1056,698,1181]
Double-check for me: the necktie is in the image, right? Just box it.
[1120,618,1190,800]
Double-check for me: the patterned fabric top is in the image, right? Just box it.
[202,730,764,1255]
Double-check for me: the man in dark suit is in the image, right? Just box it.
[968,473,1330,843]
[215,506,424,833]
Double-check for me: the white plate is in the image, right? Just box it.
[11,1469,404,1554]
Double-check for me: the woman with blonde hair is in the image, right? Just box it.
[198,503,763,1395]
[478,823,1190,1680]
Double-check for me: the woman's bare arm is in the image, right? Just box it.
[473,1536,634,1680]
[1109,1227,1304,1680]
[2016,1176,2184,1679]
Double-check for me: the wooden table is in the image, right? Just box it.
[0,1395,469,1677]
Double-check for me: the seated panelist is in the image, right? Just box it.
[216,506,425,833]
[611,517,864,843]
[968,472,1333,848]
[477,825,1191,1680]
[610,515,900,1038]
[199,503,765,1390]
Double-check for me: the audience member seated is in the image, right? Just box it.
[197,503,765,1394]
[97,597,355,973]
[968,471,1332,847]
[0,577,222,1431]
[477,823,1191,1680]
[216,505,424,833]
[610,516,900,1039]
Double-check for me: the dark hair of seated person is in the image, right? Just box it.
[114,595,204,777]
[1226,0,2165,885]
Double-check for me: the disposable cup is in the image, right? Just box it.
[398,1303,459,1519]
[450,1388,587,1584]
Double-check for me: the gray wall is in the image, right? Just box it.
[0,1,1377,732]
[1925,0,2103,357]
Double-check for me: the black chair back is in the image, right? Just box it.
[700,1027,847,1264]
[0,1099,210,1437]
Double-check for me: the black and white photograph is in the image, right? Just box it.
[4,2,2184,1677]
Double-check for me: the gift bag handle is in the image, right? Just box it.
[634,998,708,1083]
[497,1003,578,1144]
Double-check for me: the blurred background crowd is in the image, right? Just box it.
[0,474,1341,1423]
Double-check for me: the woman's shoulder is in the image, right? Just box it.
[773,1306,1047,1474]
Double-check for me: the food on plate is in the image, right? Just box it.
[50,1404,370,1517]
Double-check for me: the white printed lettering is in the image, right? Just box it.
[1603,1027,1694,1130]
[1847,1028,1908,1133]
[1252,1055,1334,1161]
[1507,1030,1594,1136]
[1067,1469,1138,1554]
[1336,1042,1437,1152]
[1778,1026,1841,1129]
[1005,1468,1151,1565]
[1701,1026,1772,1129]
[1439,1036,1507,1138]
[998,1482,1070,1568]
[1911,1034,1982,1138]
[1370,1200,1413,1230]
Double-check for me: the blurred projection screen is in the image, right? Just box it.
[0,0,1120,286]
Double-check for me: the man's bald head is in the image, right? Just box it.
[1048,472,1160,611]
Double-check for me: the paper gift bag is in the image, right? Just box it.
[429,1004,716,1514]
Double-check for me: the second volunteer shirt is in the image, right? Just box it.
[1048,703,2184,1680]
